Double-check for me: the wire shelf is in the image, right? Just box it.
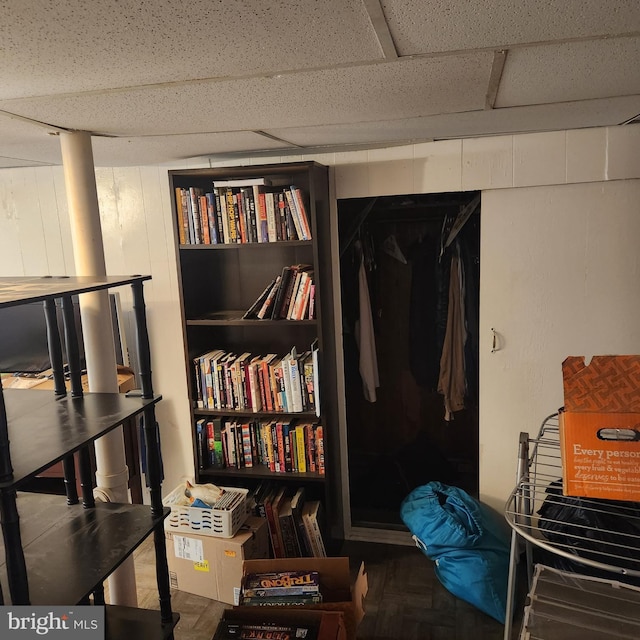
[504,413,640,580]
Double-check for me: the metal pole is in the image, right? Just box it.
[503,432,529,640]
[59,130,137,607]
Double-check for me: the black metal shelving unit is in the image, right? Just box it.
[0,275,178,639]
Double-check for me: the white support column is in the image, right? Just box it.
[60,130,137,607]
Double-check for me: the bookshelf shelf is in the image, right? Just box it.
[170,161,341,552]
[199,465,327,483]
[193,408,318,419]
[187,312,317,326]
[180,240,312,250]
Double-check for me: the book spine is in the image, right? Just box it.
[205,192,219,244]
[315,424,325,475]
[269,360,282,412]
[284,188,304,240]
[271,422,280,472]
[261,358,274,412]
[263,492,284,558]
[265,422,280,473]
[241,422,253,468]
[256,276,282,319]
[249,361,262,412]
[199,194,210,244]
[189,187,203,244]
[257,360,269,410]
[193,356,203,408]
[265,192,278,243]
[282,423,293,472]
[225,188,238,243]
[175,187,187,245]
[277,192,287,240]
[256,188,269,243]
[196,418,206,469]
[292,186,312,240]
[274,362,287,412]
[305,423,316,473]
[286,271,302,319]
[218,189,230,243]
[279,513,301,558]
[296,425,307,473]
[244,187,259,243]
[235,190,248,243]
[270,266,291,319]
[275,422,286,473]
[213,417,224,468]
[289,356,304,413]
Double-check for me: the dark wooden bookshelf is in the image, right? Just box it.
[0,275,177,638]
[170,161,342,541]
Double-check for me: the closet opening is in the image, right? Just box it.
[338,191,480,530]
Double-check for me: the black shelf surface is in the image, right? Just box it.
[2,390,160,488]
[105,605,179,640]
[179,240,312,250]
[0,493,169,605]
[193,407,318,419]
[200,465,326,483]
[187,310,317,326]
[0,275,151,308]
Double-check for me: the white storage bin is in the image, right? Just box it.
[163,485,249,538]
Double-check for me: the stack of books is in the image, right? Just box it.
[251,484,328,559]
[240,570,323,606]
[243,264,315,321]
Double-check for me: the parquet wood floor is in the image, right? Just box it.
[129,537,523,640]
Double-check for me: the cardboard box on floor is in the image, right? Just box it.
[214,607,347,640]
[560,355,640,501]
[165,516,270,604]
[237,557,367,640]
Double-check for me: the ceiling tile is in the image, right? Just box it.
[0,113,62,166]
[0,53,493,135]
[381,0,640,55]
[264,96,640,147]
[496,37,640,107]
[91,132,288,167]
[0,0,382,100]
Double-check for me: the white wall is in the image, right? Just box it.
[0,125,639,515]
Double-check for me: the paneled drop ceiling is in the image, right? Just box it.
[1,0,639,168]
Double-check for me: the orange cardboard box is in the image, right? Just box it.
[560,355,640,501]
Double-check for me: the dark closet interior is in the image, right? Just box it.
[338,191,481,530]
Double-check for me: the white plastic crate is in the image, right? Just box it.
[163,485,249,538]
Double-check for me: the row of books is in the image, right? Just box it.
[243,264,315,321]
[194,346,319,415]
[175,178,312,246]
[197,417,325,476]
[251,483,327,559]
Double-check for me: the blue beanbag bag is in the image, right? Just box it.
[400,482,510,623]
